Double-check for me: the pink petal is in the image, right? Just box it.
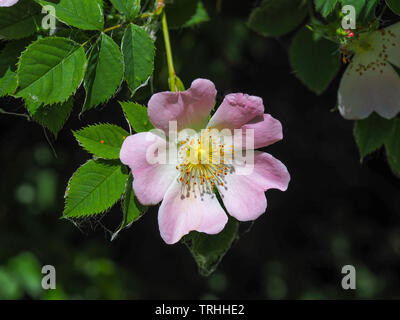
[158,181,228,244]
[0,0,19,7]
[217,152,290,221]
[208,93,264,130]
[248,152,291,191]
[218,174,267,222]
[148,79,217,134]
[241,114,283,149]
[338,56,400,120]
[120,132,177,205]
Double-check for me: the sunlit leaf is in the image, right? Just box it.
[121,23,155,91]
[119,101,154,132]
[38,0,104,31]
[16,37,87,105]
[83,33,124,111]
[63,159,128,218]
[73,123,129,159]
[110,0,141,20]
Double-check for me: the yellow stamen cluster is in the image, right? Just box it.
[176,128,233,198]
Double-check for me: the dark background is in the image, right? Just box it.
[1,0,400,299]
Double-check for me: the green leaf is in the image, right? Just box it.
[38,0,104,31]
[354,113,393,160]
[83,33,124,111]
[184,217,239,277]
[314,0,339,17]
[112,173,148,240]
[63,159,128,218]
[385,119,400,175]
[24,96,42,115]
[121,24,155,91]
[16,37,87,105]
[165,0,199,29]
[184,1,210,27]
[289,27,340,94]
[0,39,32,77]
[248,0,307,37]
[359,0,379,22]
[110,0,141,20]
[73,123,129,159]
[386,0,400,15]
[0,69,17,97]
[0,0,42,40]
[119,101,154,132]
[0,39,35,98]
[32,98,74,137]
[340,0,366,17]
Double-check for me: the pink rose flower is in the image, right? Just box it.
[0,0,19,7]
[120,79,290,244]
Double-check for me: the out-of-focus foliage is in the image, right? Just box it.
[386,0,400,15]
[289,27,340,95]
[247,0,307,37]
[354,113,392,160]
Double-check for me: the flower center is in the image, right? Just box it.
[176,128,233,198]
[344,28,397,76]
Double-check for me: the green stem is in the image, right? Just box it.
[103,24,122,33]
[0,108,30,119]
[81,24,124,47]
[161,12,176,92]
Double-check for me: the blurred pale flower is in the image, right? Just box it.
[339,22,400,120]
[120,79,290,244]
[0,0,19,7]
